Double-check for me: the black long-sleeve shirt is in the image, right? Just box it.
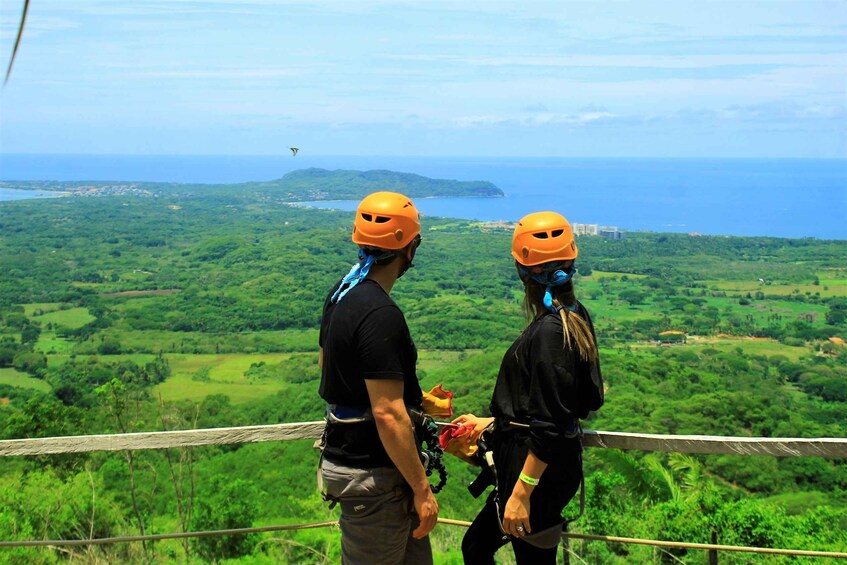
[490,305,603,463]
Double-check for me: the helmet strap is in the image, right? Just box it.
[396,235,422,279]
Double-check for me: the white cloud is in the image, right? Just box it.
[456,111,617,128]
[386,53,845,70]
[128,68,300,79]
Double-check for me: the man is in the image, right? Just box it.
[318,191,438,565]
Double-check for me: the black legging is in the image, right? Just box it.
[461,436,582,564]
[462,497,558,564]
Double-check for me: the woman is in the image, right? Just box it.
[453,211,604,564]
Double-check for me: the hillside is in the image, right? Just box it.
[0,168,505,201]
[0,190,845,563]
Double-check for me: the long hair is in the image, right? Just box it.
[522,277,598,363]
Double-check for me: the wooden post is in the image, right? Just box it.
[709,529,718,565]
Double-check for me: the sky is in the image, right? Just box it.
[0,0,845,157]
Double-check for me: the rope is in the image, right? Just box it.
[563,533,847,560]
[2,519,844,559]
[438,520,846,559]
[0,521,339,548]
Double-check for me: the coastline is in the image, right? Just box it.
[0,188,71,201]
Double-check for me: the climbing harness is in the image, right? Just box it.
[408,408,448,493]
[320,404,448,495]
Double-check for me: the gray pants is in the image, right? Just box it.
[320,458,433,565]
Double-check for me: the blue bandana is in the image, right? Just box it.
[330,249,394,304]
[330,251,375,304]
[518,264,578,314]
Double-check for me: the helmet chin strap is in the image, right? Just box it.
[397,256,414,279]
[396,235,421,279]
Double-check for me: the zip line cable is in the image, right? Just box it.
[4,0,29,86]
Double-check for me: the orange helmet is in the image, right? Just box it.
[352,191,421,250]
[511,211,578,266]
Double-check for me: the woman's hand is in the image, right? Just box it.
[451,414,494,444]
[502,485,532,538]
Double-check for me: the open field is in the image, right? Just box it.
[153,353,297,403]
[153,373,290,404]
[72,328,320,355]
[705,270,847,299]
[35,333,77,355]
[22,302,64,316]
[45,353,160,369]
[583,270,649,281]
[417,349,482,373]
[684,335,810,361]
[101,289,181,298]
[150,349,487,404]
[0,368,52,392]
[32,307,96,329]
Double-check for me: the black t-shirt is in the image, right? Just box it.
[319,278,422,467]
[490,304,603,463]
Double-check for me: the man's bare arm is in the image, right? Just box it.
[365,379,438,538]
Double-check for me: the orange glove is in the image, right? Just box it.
[439,423,479,465]
[421,384,453,418]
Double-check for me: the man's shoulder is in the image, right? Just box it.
[345,281,400,311]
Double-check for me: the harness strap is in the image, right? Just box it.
[320,404,449,495]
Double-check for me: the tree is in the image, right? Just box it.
[825,298,847,326]
[192,476,261,561]
[20,321,41,344]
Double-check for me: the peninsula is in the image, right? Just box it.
[0,168,505,201]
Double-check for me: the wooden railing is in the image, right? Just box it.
[1,423,845,559]
[1,422,844,459]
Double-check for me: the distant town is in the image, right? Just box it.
[58,184,158,198]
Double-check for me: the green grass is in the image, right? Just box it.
[0,368,51,392]
[79,329,319,354]
[45,353,160,369]
[583,270,648,280]
[34,333,77,354]
[684,336,809,361]
[705,279,847,299]
[417,349,482,373]
[153,353,297,403]
[32,307,95,329]
[22,302,63,316]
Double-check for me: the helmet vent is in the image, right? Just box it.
[532,232,549,239]
[360,213,391,224]
[551,229,564,238]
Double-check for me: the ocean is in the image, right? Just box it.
[1,154,845,240]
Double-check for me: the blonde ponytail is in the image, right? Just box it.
[552,299,597,363]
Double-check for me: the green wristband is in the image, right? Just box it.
[519,472,539,486]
